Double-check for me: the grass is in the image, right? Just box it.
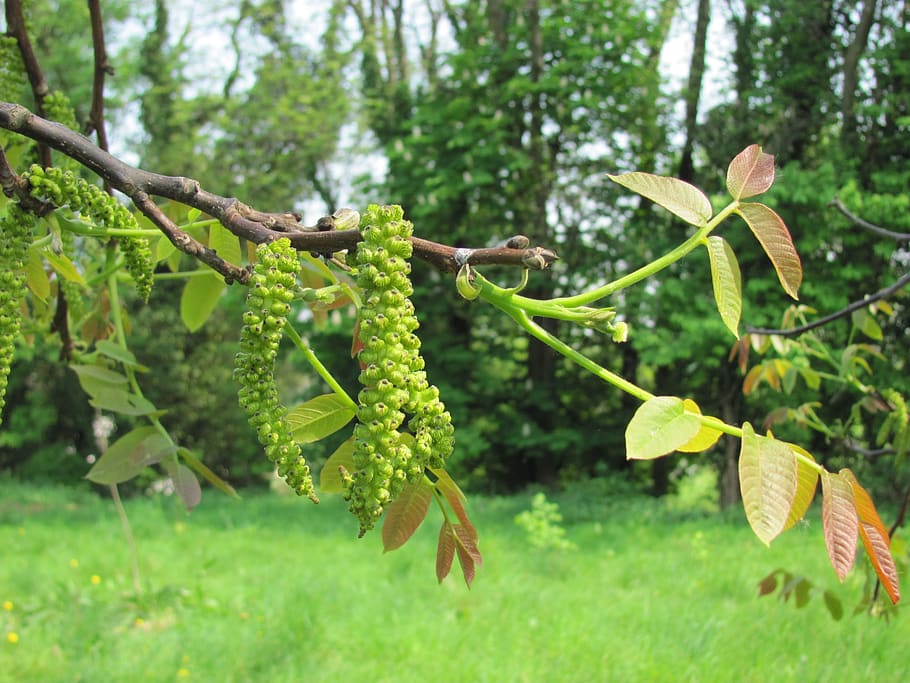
[1,479,907,682]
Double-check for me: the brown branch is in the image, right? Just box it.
[86,0,113,153]
[0,102,559,278]
[745,270,910,337]
[830,196,910,242]
[5,0,50,167]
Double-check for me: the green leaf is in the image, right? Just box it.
[608,172,713,227]
[286,394,355,444]
[625,396,702,460]
[738,424,799,546]
[677,399,724,453]
[705,236,742,338]
[86,426,176,484]
[94,339,148,371]
[178,447,239,499]
[69,364,129,396]
[154,234,176,264]
[320,438,355,494]
[820,470,858,581]
[163,459,202,511]
[89,387,158,416]
[382,477,434,552]
[726,144,775,200]
[26,246,50,302]
[208,223,242,267]
[736,203,802,299]
[851,309,883,341]
[180,272,224,332]
[42,248,85,285]
[782,444,819,531]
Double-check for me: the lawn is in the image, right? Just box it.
[1,479,907,682]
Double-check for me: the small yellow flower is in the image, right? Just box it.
[6,632,18,644]
[17,527,24,535]
[2,601,12,611]
[134,617,145,626]
[177,668,190,677]
[69,559,79,568]
[90,575,101,585]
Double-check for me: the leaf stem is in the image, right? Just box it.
[548,202,740,307]
[284,322,357,411]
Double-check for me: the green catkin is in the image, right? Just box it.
[0,202,36,425]
[234,238,318,502]
[345,204,454,534]
[0,36,27,103]
[23,165,154,302]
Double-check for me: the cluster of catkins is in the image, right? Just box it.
[344,204,454,534]
[0,203,34,425]
[24,165,154,302]
[234,238,318,501]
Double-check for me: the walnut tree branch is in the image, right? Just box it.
[831,196,910,242]
[0,102,558,279]
[745,269,910,338]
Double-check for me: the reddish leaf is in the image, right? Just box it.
[736,202,802,299]
[738,424,799,546]
[382,477,434,552]
[436,521,456,583]
[452,524,482,588]
[757,570,780,597]
[841,469,900,604]
[351,317,365,361]
[168,461,202,511]
[726,144,776,200]
[431,468,477,540]
[820,470,858,581]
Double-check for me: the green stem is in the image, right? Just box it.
[549,202,739,307]
[284,322,357,411]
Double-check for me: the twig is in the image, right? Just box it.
[831,196,910,242]
[4,0,51,167]
[0,102,559,277]
[745,270,910,338]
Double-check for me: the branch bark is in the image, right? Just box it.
[0,102,558,281]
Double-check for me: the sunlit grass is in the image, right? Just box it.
[1,480,907,682]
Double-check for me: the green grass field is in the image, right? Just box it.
[1,479,907,682]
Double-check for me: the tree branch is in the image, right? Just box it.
[0,102,558,279]
[745,269,910,337]
[830,196,910,242]
[5,0,50,167]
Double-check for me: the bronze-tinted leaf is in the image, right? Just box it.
[820,470,858,581]
[726,144,776,200]
[841,469,900,604]
[382,477,434,552]
[608,172,713,227]
[436,521,456,583]
[736,203,802,299]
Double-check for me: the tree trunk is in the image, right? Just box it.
[678,0,710,182]
[840,0,878,150]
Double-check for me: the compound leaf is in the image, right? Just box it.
[821,470,858,581]
[726,144,776,200]
[608,172,713,227]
